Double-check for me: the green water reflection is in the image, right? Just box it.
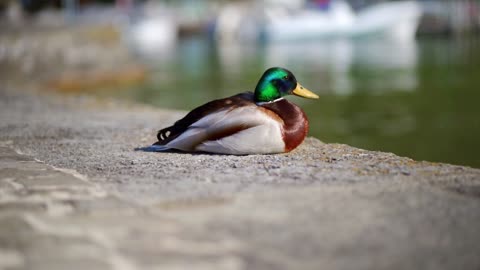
[123,37,480,168]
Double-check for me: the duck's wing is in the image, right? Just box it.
[161,104,285,154]
[155,92,254,145]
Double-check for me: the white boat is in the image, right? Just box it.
[122,2,177,58]
[214,0,422,43]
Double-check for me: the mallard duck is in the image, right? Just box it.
[149,67,318,154]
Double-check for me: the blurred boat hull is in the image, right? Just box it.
[215,0,422,43]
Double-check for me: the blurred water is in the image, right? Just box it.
[121,37,480,168]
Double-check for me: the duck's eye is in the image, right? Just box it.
[283,75,289,80]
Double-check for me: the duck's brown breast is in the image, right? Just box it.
[261,99,309,152]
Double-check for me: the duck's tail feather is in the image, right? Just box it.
[135,144,170,152]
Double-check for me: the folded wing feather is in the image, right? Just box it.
[164,106,285,154]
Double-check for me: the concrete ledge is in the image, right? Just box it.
[1,88,479,270]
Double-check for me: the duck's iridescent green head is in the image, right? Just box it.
[254,67,319,103]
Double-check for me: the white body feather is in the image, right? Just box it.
[163,105,285,154]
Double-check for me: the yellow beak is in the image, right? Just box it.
[292,83,319,99]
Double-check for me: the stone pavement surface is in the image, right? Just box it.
[1,87,480,270]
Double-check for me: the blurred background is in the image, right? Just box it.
[1,0,479,167]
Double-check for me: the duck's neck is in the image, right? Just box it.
[261,99,309,152]
[255,97,285,106]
